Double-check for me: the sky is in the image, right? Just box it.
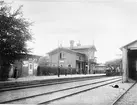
[6,0,137,63]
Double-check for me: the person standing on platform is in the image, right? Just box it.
[58,66,60,77]
[14,67,18,79]
[70,67,72,75]
[68,65,71,75]
[69,65,72,75]
[65,67,67,76]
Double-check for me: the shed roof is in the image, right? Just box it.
[120,40,137,50]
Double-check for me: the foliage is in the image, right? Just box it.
[0,1,33,80]
[0,1,32,64]
[38,56,49,66]
[105,58,122,68]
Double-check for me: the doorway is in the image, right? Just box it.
[128,50,137,80]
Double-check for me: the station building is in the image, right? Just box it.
[48,40,97,74]
[121,40,137,82]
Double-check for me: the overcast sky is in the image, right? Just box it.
[7,0,137,63]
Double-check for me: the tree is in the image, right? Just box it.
[38,56,49,66]
[105,58,122,71]
[0,1,33,80]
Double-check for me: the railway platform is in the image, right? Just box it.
[0,74,105,88]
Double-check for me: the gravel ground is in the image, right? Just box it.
[48,81,134,105]
[115,82,137,105]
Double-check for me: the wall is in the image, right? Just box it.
[64,52,76,68]
[49,50,77,68]
[49,53,59,66]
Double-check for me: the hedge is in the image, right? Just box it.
[37,66,77,76]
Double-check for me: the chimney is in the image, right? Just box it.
[77,40,81,46]
[70,40,74,49]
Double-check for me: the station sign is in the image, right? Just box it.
[59,60,64,63]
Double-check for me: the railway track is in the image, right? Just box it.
[0,75,106,92]
[0,77,121,104]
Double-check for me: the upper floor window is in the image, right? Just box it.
[59,52,65,59]
[60,53,62,59]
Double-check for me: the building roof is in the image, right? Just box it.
[17,53,41,59]
[120,40,137,50]
[48,47,85,55]
[48,44,97,56]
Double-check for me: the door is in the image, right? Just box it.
[29,63,33,75]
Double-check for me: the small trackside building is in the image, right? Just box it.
[9,54,41,78]
[121,40,137,82]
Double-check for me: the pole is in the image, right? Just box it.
[58,40,60,77]
[122,48,128,82]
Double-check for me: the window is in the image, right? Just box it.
[29,63,33,70]
[62,53,65,58]
[59,52,65,59]
[60,53,62,59]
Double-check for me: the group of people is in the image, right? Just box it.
[57,65,72,77]
[13,65,73,78]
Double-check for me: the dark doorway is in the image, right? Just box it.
[128,50,137,80]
